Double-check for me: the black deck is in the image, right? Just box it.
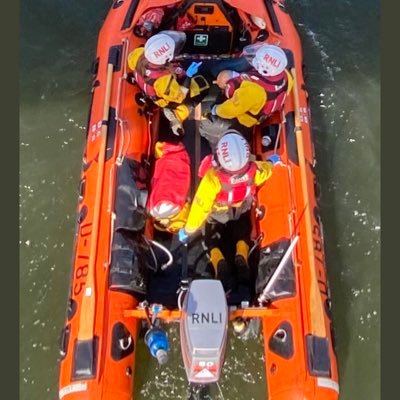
[146,103,256,307]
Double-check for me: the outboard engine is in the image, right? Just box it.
[180,280,228,383]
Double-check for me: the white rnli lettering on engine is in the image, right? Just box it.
[191,312,223,324]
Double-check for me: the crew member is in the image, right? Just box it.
[211,44,294,128]
[127,31,204,135]
[178,131,281,287]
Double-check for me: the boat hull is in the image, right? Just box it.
[58,1,339,399]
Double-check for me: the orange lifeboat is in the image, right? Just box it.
[58,1,339,399]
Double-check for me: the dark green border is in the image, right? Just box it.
[1,0,19,398]
[383,1,397,399]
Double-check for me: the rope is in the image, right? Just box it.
[148,239,174,270]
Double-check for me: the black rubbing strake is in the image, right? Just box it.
[121,0,139,30]
[77,205,88,224]
[106,107,117,161]
[59,324,71,360]
[78,178,86,203]
[67,298,77,321]
[264,0,282,34]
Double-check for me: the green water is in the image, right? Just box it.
[20,0,380,399]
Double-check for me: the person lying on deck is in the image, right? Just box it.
[127,31,208,136]
[210,44,294,128]
[146,141,191,233]
[178,130,281,285]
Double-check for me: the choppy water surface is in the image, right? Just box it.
[20,0,380,399]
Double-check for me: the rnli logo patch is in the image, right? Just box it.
[194,34,208,46]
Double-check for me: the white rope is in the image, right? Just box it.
[248,232,264,259]
[148,239,174,270]
[177,289,185,311]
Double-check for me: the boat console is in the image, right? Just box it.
[179,0,238,54]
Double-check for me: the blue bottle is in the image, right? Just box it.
[144,327,169,365]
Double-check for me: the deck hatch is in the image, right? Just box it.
[71,337,99,380]
[284,111,299,165]
[306,335,331,377]
[91,57,99,76]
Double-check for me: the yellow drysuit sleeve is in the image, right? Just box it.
[127,47,144,70]
[215,81,267,127]
[153,75,188,106]
[184,170,221,234]
[127,47,188,107]
[253,161,274,186]
[285,70,294,94]
[185,161,274,234]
